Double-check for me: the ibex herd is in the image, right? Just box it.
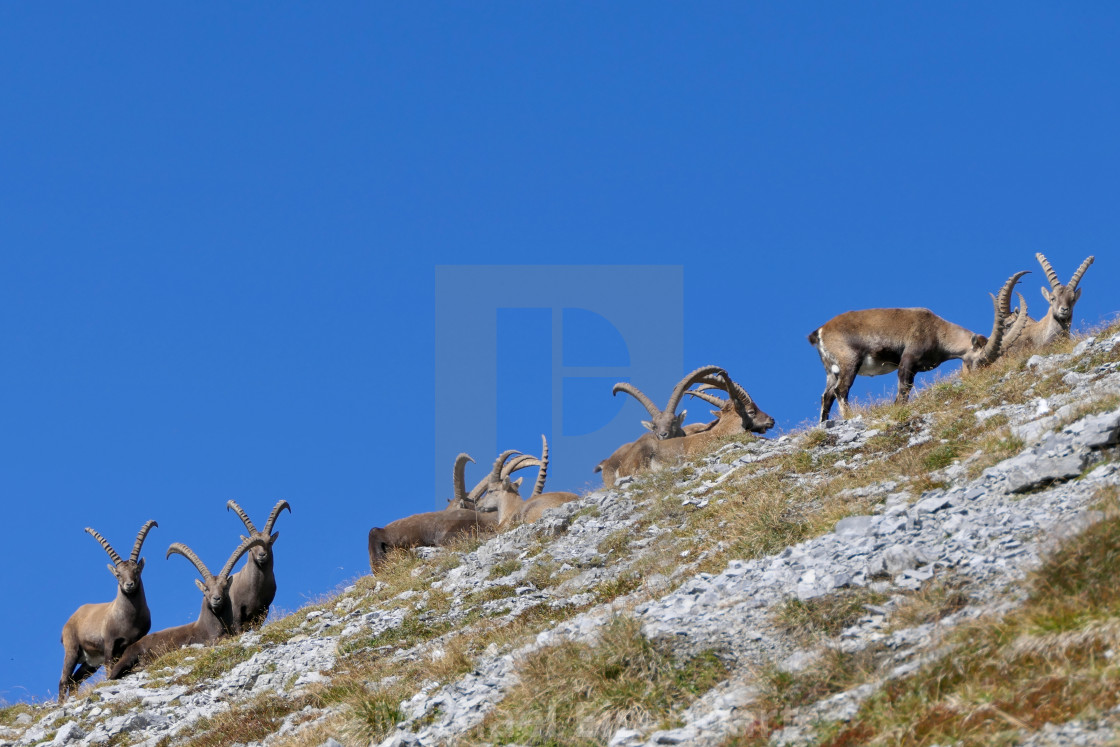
[59,502,290,700]
[59,253,1095,700]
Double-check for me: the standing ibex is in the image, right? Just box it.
[108,536,265,679]
[473,437,580,527]
[58,520,158,700]
[809,272,1027,422]
[225,499,291,632]
[605,370,774,483]
[1000,254,1094,353]
[368,453,498,572]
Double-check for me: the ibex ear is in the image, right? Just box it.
[270,531,280,545]
[970,334,987,350]
[711,410,720,418]
[512,477,523,489]
[195,579,207,593]
[1073,288,1082,303]
[137,558,145,572]
[107,563,118,577]
[641,420,654,432]
[1041,286,1053,303]
[674,411,687,425]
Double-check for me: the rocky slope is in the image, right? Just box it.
[6,330,1120,747]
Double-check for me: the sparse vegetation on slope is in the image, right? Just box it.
[6,321,1120,747]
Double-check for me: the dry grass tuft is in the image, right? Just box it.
[467,616,726,746]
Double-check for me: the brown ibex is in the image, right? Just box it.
[606,370,774,483]
[612,365,727,440]
[473,437,580,527]
[1000,254,1094,353]
[809,271,1027,422]
[225,499,291,632]
[58,520,158,700]
[368,453,498,572]
[108,536,265,679]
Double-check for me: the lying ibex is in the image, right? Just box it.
[225,499,291,632]
[606,370,774,483]
[474,437,580,527]
[596,365,728,483]
[108,536,265,679]
[612,365,726,439]
[1000,254,1094,353]
[809,271,1027,422]
[59,520,158,700]
[368,453,498,571]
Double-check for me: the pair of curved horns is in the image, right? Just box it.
[85,520,158,566]
[1037,253,1094,292]
[612,365,726,419]
[979,271,1029,365]
[167,534,266,583]
[226,499,291,536]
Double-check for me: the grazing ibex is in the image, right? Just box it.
[612,365,727,440]
[809,272,1027,422]
[605,370,774,483]
[474,437,580,527]
[108,536,265,679]
[225,499,291,632]
[59,520,158,700]
[368,453,498,572]
[1000,254,1094,353]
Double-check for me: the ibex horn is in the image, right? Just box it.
[86,527,123,566]
[129,520,158,563]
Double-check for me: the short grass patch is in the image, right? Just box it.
[466,616,728,746]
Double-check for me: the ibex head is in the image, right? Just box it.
[1037,253,1093,326]
[86,520,158,596]
[226,500,290,567]
[962,270,1028,372]
[689,372,775,433]
[612,365,726,439]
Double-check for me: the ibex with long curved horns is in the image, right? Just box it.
[597,369,774,485]
[999,254,1094,353]
[605,370,774,483]
[58,520,158,700]
[108,535,265,679]
[225,499,291,632]
[473,437,580,527]
[368,453,498,572]
[809,271,1026,422]
[612,365,728,440]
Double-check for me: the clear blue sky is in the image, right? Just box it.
[2,3,1118,703]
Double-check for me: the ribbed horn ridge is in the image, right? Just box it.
[452,453,474,504]
[167,542,214,581]
[1069,255,1095,290]
[979,271,1027,365]
[489,450,521,482]
[86,527,123,566]
[501,454,541,481]
[226,500,258,535]
[611,382,661,418]
[683,389,726,408]
[263,500,291,535]
[219,536,266,581]
[531,435,548,498]
[129,520,158,563]
[664,365,726,415]
[1036,253,1062,290]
